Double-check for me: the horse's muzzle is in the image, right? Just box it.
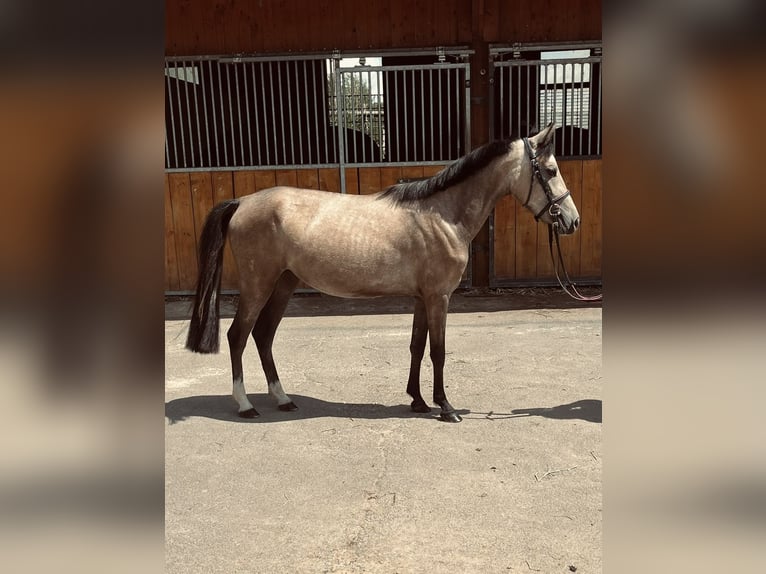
[556,216,579,235]
[570,216,580,233]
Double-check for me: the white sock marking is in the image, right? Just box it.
[232,377,254,412]
[268,380,292,406]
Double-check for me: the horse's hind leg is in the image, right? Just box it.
[227,283,274,418]
[252,271,300,412]
[406,298,431,413]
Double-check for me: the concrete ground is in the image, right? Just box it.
[166,291,602,573]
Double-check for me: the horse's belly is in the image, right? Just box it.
[288,246,418,298]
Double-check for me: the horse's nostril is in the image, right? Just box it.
[573,217,580,231]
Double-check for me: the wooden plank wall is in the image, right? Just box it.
[166,0,600,56]
[492,158,601,284]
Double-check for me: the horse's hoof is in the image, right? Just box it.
[439,411,463,423]
[411,400,431,413]
[278,401,298,412]
[238,408,260,419]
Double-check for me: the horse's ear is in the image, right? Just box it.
[531,122,556,151]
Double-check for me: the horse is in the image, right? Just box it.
[185,122,580,423]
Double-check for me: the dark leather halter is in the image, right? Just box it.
[522,137,602,302]
[521,137,571,222]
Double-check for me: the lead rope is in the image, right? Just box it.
[548,224,603,302]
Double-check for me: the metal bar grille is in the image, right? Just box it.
[490,45,602,158]
[165,51,472,171]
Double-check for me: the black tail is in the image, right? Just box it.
[185,199,240,353]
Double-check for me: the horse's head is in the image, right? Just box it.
[519,123,580,234]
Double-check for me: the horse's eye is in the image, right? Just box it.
[546,167,557,178]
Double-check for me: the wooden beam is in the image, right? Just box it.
[470,0,491,287]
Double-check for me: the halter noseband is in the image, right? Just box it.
[521,137,571,222]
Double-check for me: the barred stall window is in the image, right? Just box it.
[165,50,472,171]
[491,44,602,157]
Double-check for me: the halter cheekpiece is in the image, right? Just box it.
[521,137,571,223]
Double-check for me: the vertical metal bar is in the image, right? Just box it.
[217,61,228,166]
[375,70,388,161]
[371,69,377,161]
[256,62,267,165]
[250,62,265,165]
[368,68,375,162]
[529,64,546,141]
[587,61,593,155]
[359,70,365,164]
[208,60,220,167]
[334,57,347,193]
[463,64,471,153]
[350,70,357,162]
[560,63,566,155]
[525,62,530,140]
[326,59,333,163]
[290,62,300,165]
[233,64,245,167]
[542,63,548,130]
[457,66,462,155]
[386,70,403,161]
[200,60,212,167]
[225,64,237,165]
[577,62,583,155]
[568,63,573,157]
[361,69,365,158]
[296,61,305,165]
[393,70,400,161]
[268,61,278,164]
[511,66,529,141]
[242,62,253,166]
[427,68,433,161]
[596,61,602,155]
[183,61,196,168]
[438,67,443,160]
[358,70,363,163]
[320,60,332,163]
[310,60,321,164]
[345,69,351,161]
[420,69,425,160]
[166,62,179,169]
[276,63,287,164]
[562,63,568,156]
[548,64,563,152]
[285,62,296,165]
[410,69,415,160]
[499,63,504,140]
[373,69,379,162]
[174,62,187,168]
[511,62,516,139]
[455,68,460,159]
[446,67,451,157]
[191,63,204,168]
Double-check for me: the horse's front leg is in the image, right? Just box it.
[425,293,462,423]
[406,298,431,413]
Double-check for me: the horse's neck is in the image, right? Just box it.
[437,154,522,242]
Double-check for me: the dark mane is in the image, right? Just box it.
[380,139,513,203]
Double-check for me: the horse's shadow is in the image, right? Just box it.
[467,399,602,423]
[165,393,469,425]
[165,395,601,424]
